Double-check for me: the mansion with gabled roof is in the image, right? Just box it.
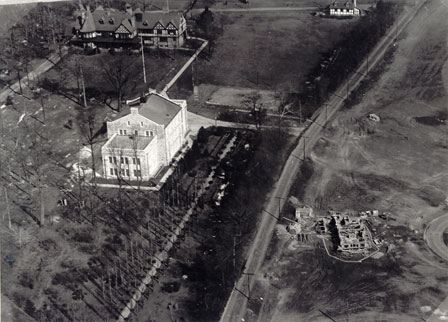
[101,93,188,181]
[70,4,187,49]
[327,0,360,17]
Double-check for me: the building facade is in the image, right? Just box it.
[70,5,187,49]
[327,0,360,17]
[101,93,188,181]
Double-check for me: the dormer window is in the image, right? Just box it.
[143,20,148,26]
[109,18,115,24]
[99,18,104,24]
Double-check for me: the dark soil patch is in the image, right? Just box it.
[415,112,447,126]
[161,281,181,293]
[444,231,448,247]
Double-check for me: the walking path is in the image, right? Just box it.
[0,50,66,103]
[160,36,208,95]
[116,132,238,321]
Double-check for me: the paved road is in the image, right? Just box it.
[425,214,448,262]
[0,50,64,104]
[219,1,427,321]
[424,214,448,322]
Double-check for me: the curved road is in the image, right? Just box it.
[424,214,448,262]
[424,214,448,322]
[219,0,427,321]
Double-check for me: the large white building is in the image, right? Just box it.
[101,93,188,181]
[327,0,360,17]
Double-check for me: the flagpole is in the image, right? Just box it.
[141,35,147,84]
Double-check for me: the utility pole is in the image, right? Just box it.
[233,235,236,269]
[80,64,87,108]
[291,154,304,162]
[40,185,45,226]
[366,55,369,74]
[243,272,254,299]
[17,69,23,93]
[274,196,285,217]
[40,93,46,122]
[395,22,398,42]
[318,309,337,322]
[346,79,349,100]
[302,135,309,160]
[141,35,147,84]
[3,186,11,229]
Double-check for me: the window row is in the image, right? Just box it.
[118,129,154,136]
[109,168,141,177]
[108,156,141,165]
[127,121,145,127]
[139,29,177,35]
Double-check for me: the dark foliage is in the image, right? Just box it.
[302,1,402,109]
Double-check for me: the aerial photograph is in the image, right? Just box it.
[0,0,447,320]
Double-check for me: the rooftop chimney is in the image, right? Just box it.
[135,8,143,22]
[125,3,132,15]
[130,106,139,114]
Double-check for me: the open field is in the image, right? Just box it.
[0,2,36,34]
[247,0,448,320]
[194,0,376,9]
[195,11,357,92]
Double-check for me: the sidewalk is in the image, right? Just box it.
[0,48,67,103]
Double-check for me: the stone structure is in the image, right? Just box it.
[101,93,188,181]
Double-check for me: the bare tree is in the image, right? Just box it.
[100,54,134,112]
[78,111,104,182]
[275,91,292,133]
[243,92,264,129]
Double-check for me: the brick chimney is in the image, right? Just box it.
[125,3,132,15]
[135,8,143,22]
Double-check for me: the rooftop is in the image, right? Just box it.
[103,134,154,150]
[116,94,182,126]
[329,0,356,9]
[77,7,183,34]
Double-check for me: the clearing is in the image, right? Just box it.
[194,10,358,92]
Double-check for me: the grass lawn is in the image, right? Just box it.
[196,11,357,92]
[43,48,192,106]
